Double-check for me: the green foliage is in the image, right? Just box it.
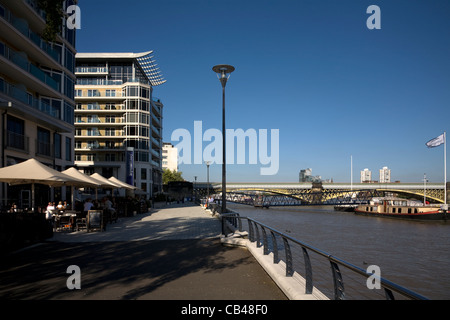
[37,0,64,42]
[163,169,184,184]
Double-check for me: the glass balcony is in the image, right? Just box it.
[0,42,59,91]
[0,5,61,63]
[0,79,62,121]
[75,67,108,73]
[76,79,122,86]
[75,90,125,98]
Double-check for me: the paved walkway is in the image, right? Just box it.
[0,203,287,300]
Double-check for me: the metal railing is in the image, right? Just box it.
[220,210,429,300]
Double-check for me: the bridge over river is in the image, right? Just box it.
[194,182,449,207]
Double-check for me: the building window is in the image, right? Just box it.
[127,99,138,110]
[7,115,26,151]
[65,137,72,161]
[141,168,147,180]
[88,89,99,97]
[127,86,138,97]
[37,127,51,156]
[64,47,75,73]
[106,89,116,97]
[105,128,116,136]
[140,87,149,99]
[54,133,61,159]
[64,74,74,100]
[64,102,74,124]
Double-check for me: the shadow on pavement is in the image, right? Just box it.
[0,239,287,300]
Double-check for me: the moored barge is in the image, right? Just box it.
[354,198,447,221]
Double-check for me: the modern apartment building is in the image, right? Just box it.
[299,168,312,182]
[0,0,78,207]
[379,166,391,183]
[360,168,372,183]
[74,51,166,198]
[162,142,178,172]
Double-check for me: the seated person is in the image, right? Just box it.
[83,198,94,214]
[56,201,64,212]
[104,197,116,213]
[45,202,55,219]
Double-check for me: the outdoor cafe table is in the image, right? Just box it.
[53,211,78,231]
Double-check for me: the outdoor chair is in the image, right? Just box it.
[75,212,87,231]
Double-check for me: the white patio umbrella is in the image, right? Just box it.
[90,173,122,188]
[89,173,123,200]
[61,168,104,209]
[0,158,93,210]
[108,176,137,190]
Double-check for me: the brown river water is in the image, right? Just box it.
[227,203,450,300]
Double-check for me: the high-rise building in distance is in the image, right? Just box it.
[379,166,391,183]
[360,168,372,183]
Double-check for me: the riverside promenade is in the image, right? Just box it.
[0,203,287,300]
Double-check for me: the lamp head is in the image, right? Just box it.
[212,65,235,87]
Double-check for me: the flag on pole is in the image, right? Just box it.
[426,133,445,148]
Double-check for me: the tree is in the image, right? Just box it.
[37,0,64,42]
[163,169,184,184]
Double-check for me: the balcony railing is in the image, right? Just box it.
[5,130,29,153]
[0,42,59,92]
[0,79,62,121]
[75,104,125,111]
[220,213,429,300]
[75,91,125,98]
[75,67,108,74]
[75,118,124,124]
[151,136,161,147]
[35,140,52,157]
[0,5,61,63]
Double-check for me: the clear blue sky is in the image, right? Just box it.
[76,0,450,183]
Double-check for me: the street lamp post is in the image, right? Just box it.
[205,161,211,202]
[194,176,197,202]
[212,64,235,213]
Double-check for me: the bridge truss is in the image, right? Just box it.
[194,186,446,207]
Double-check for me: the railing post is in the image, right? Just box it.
[385,288,395,300]
[255,222,261,248]
[283,237,294,277]
[221,215,226,236]
[271,231,279,264]
[248,220,254,242]
[302,247,313,294]
[261,226,269,255]
[330,260,345,300]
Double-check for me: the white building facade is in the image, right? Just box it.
[162,142,178,172]
[360,168,372,183]
[379,166,391,183]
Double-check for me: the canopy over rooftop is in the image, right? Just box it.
[76,51,166,86]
